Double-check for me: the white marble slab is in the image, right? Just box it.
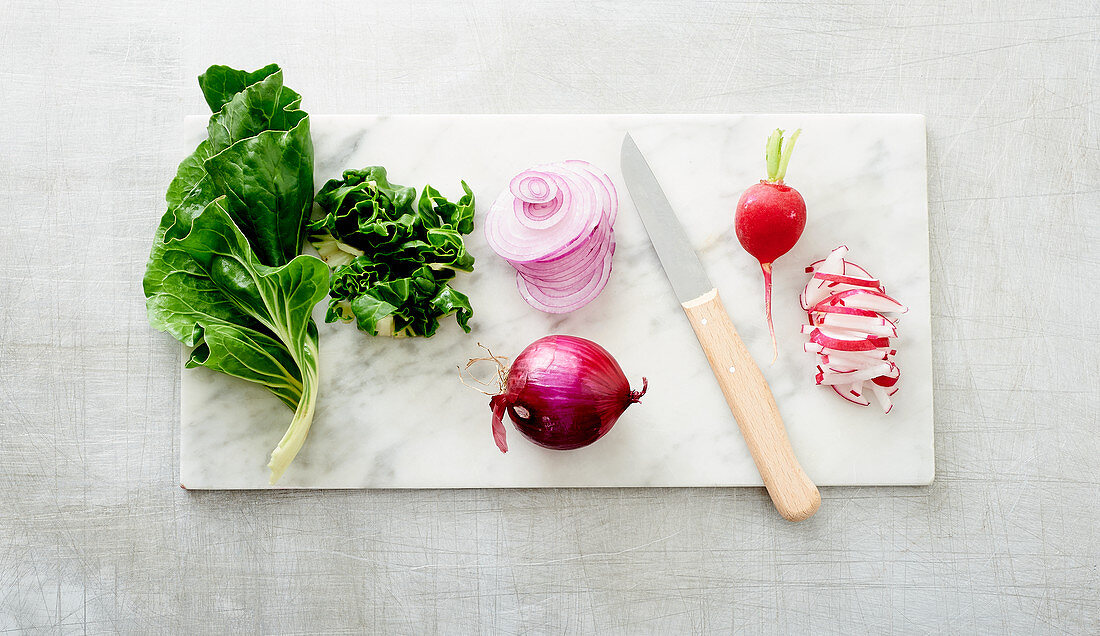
[179,114,932,489]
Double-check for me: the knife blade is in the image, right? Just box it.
[620,133,820,522]
[618,135,713,304]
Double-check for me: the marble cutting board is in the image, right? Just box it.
[179,114,933,489]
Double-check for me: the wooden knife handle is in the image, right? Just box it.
[682,288,821,522]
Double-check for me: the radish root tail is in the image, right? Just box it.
[762,262,778,363]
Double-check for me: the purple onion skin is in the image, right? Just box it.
[493,335,647,451]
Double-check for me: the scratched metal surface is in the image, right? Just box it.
[1,1,1097,633]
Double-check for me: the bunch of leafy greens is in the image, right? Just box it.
[308,167,476,337]
[143,64,328,484]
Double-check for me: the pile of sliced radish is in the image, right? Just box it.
[484,161,617,313]
[801,246,907,413]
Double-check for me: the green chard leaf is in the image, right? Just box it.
[167,66,313,268]
[308,167,476,338]
[197,63,282,112]
[418,181,475,234]
[146,198,327,415]
[144,64,326,484]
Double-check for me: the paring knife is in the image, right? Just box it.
[620,134,820,522]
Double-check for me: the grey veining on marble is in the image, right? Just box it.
[180,114,933,489]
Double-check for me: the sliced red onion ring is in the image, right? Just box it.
[509,170,559,203]
[486,161,618,313]
[516,247,615,314]
[802,246,908,413]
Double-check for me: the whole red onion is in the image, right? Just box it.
[489,335,647,452]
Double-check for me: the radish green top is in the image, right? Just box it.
[765,128,801,184]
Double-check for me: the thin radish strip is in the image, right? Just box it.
[832,384,870,406]
[817,314,898,337]
[818,367,893,386]
[822,352,889,368]
[813,288,907,314]
[816,363,893,386]
[870,384,894,413]
[817,312,892,329]
[807,329,891,351]
[871,365,900,388]
[809,305,882,318]
[804,342,893,357]
[822,354,888,369]
[822,355,890,371]
[807,322,895,339]
[800,246,849,309]
[813,272,882,288]
[800,324,886,340]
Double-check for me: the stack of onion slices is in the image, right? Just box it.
[484,161,618,313]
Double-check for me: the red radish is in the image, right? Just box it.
[735,128,806,361]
